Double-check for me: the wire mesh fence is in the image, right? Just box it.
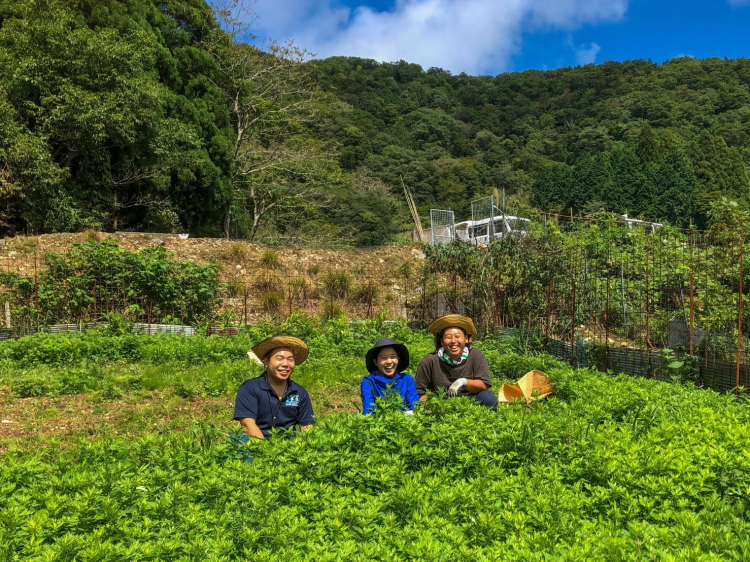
[410,212,750,392]
[3,213,750,392]
[429,209,455,245]
[0,250,412,339]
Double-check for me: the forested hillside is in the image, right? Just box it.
[312,56,750,227]
[1,0,749,241]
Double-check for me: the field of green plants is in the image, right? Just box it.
[3,316,750,560]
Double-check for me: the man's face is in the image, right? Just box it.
[441,328,469,360]
[263,348,295,383]
[376,347,399,377]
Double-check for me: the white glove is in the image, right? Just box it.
[404,410,414,416]
[447,378,467,397]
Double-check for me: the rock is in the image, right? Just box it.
[0,239,5,246]
[152,238,165,247]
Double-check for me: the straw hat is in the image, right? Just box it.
[365,338,410,374]
[251,336,309,365]
[428,314,478,338]
[498,370,553,404]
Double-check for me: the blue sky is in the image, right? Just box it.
[251,0,750,75]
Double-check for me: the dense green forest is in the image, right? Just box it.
[1,0,749,242]
[312,56,750,227]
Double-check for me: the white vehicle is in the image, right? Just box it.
[617,214,662,233]
[455,215,531,245]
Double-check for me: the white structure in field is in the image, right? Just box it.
[429,209,455,245]
[427,195,531,245]
[617,214,663,233]
[454,215,531,245]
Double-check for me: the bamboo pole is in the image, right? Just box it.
[402,177,426,243]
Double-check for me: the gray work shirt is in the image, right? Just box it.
[415,347,492,397]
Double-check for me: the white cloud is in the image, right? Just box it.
[728,0,750,6]
[575,42,601,65]
[251,0,630,74]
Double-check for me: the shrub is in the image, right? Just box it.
[259,250,281,270]
[322,271,351,299]
[253,272,283,294]
[260,292,283,314]
[228,242,249,262]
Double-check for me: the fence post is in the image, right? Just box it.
[620,261,627,328]
[605,272,610,373]
[571,262,576,366]
[645,238,651,353]
[737,227,744,393]
[92,283,97,324]
[367,284,374,319]
[243,287,248,326]
[4,300,10,329]
[689,233,695,356]
[546,279,552,341]
[288,283,293,317]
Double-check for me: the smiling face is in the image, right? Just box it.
[441,328,469,360]
[262,347,295,385]
[375,347,399,377]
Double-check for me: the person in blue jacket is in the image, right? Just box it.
[361,338,420,415]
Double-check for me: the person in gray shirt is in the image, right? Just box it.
[415,314,497,410]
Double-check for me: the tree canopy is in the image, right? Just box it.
[1,1,750,241]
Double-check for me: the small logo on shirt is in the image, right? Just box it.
[284,393,299,407]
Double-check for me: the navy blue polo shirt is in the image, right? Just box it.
[233,374,315,437]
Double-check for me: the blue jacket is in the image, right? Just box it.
[361,371,420,415]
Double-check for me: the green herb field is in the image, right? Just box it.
[2,317,750,560]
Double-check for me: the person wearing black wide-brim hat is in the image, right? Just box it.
[361,338,420,415]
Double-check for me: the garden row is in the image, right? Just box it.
[2,351,750,559]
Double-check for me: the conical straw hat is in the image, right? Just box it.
[251,336,309,365]
[428,315,478,338]
[498,370,553,404]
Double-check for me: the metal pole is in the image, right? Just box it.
[546,280,552,340]
[689,234,695,355]
[737,227,744,393]
[243,288,248,325]
[571,261,577,366]
[621,261,627,327]
[645,239,651,352]
[606,273,610,373]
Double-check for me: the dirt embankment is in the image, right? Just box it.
[0,232,426,283]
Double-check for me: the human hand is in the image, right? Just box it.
[447,378,467,397]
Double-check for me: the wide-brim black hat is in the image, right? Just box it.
[365,338,409,374]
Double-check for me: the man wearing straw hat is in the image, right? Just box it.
[233,336,315,439]
[415,314,497,409]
